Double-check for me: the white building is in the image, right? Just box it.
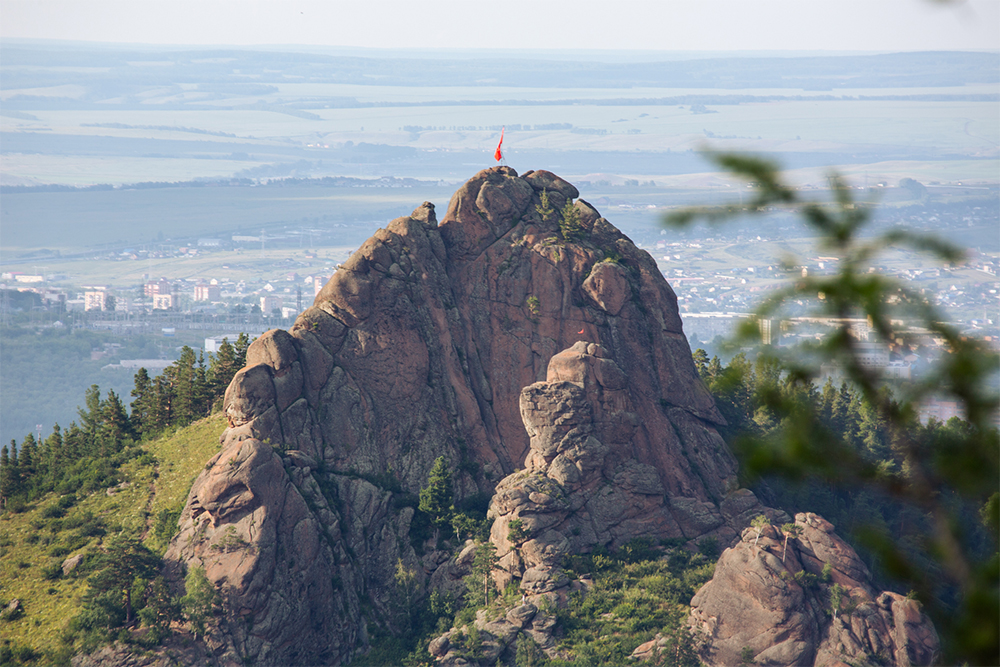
[84,290,107,311]
[153,294,174,310]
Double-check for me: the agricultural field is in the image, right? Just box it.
[2,44,996,187]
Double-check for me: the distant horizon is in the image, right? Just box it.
[2,37,997,63]
[2,0,997,54]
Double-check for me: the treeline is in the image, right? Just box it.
[695,349,996,601]
[0,335,249,509]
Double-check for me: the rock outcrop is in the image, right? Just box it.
[487,341,778,601]
[689,512,939,666]
[164,167,933,666]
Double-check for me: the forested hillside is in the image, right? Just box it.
[0,336,252,664]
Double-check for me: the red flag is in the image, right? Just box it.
[494,126,504,162]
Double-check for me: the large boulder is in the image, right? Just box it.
[689,512,940,667]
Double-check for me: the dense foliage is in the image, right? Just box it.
[698,350,996,611]
[360,533,713,667]
[0,325,154,446]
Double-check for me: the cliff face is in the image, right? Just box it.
[163,167,932,666]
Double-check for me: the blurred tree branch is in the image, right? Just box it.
[667,152,998,664]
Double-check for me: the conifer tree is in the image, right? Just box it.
[101,389,131,450]
[0,444,15,506]
[86,534,160,627]
[18,433,36,481]
[130,368,153,436]
[209,338,239,396]
[78,385,103,452]
[233,332,251,370]
[419,456,454,539]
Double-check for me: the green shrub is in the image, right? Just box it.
[41,504,65,520]
[41,562,63,580]
[698,536,720,560]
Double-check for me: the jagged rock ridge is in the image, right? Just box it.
[163,167,934,667]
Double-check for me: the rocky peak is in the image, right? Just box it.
[163,167,932,666]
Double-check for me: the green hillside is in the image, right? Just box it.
[0,413,226,663]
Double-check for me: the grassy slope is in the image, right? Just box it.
[0,413,226,657]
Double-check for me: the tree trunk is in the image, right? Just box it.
[125,587,134,626]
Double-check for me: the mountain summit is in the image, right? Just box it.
[164,167,937,666]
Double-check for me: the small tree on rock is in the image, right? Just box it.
[781,523,804,563]
[419,457,454,542]
[751,514,769,547]
[469,541,499,608]
[559,200,582,240]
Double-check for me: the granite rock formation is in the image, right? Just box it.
[487,341,779,601]
[688,512,939,666]
[164,167,934,666]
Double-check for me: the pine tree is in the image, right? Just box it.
[130,368,153,436]
[194,350,210,417]
[470,541,499,607]
[0,445,15,506]
[43,424,63,488]
[692,349,710,379]
[78,385,103,454]
[559,199,582,240]
[169,347,198,426]
[86,534,160,627]
[233,332,251,370]
[419,457,454,539]
[137,576,180,642]
[706,355,723,381]
[101,389,131,452]
[149,375,173,433]
[209,339,239,396]
[18,433,36,483]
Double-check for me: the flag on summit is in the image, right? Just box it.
[494,127,504,162]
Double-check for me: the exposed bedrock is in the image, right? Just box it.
[164,167,932,666]
[688,513,939,667]
[486,341,777,600]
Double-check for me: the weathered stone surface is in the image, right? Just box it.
[61,553,84,576]
[486,341,767,598]
[428,635,450,657]
[165,437,361,667]
[582,260,630,315]
[689,512,939,667]
[164,168,929,666]
[506,603,537,628]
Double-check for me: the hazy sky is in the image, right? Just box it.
[2,0,998,53]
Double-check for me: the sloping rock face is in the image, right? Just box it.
[689,512,939,667]
[487,341,777,599]
[165,167,904,666]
